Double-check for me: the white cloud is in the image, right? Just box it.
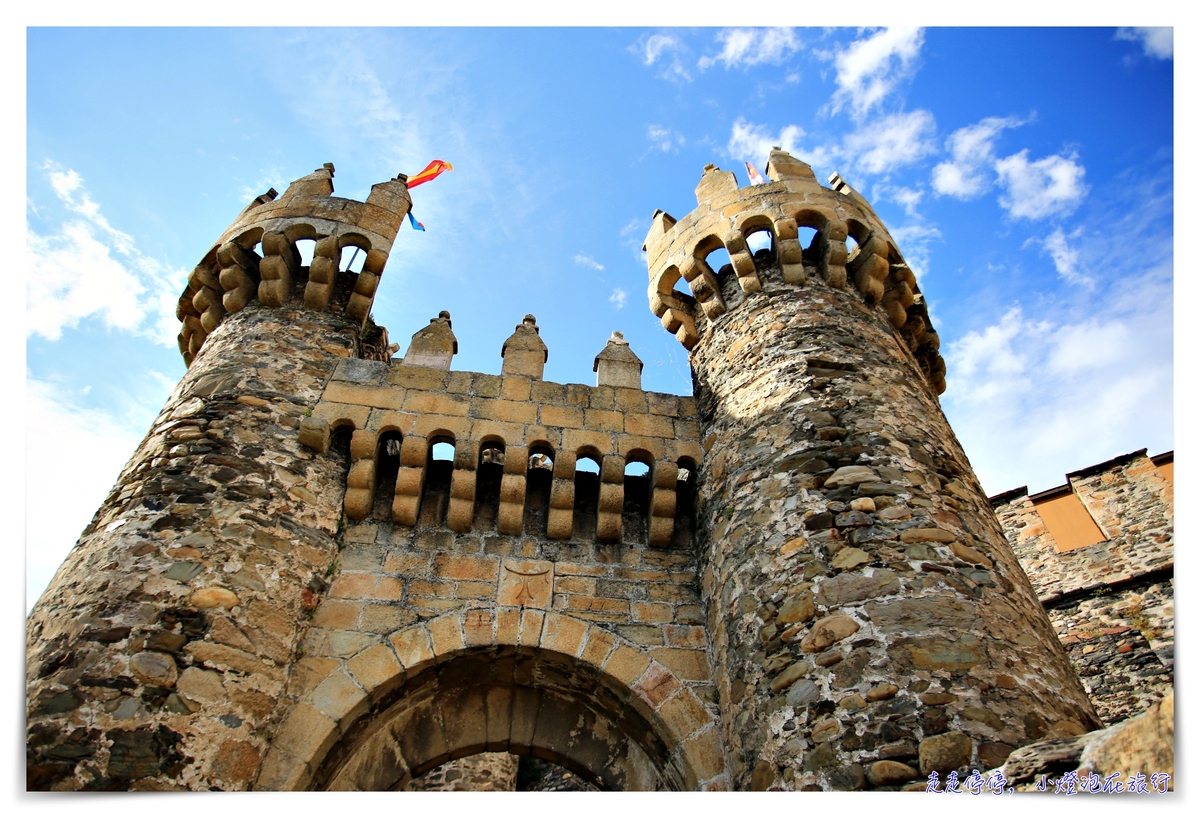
[828,28,924,121]
[647,125,685,153]
[634,33,691,82]
[28,164,188,346]
[842,109,937,175]
[888,186,924,216]
[942,264,1172,495]
[931,115,1023,199]
[1039,227,1093,288]
[609,288,628,310]
[699,28,799,70]
[995,149,1088,220]
[1115,27,1173,60]
[25,378,150,610]
[574,254,604,271]
[725,118,839,176]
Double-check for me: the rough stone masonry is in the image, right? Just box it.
[28,154,1149,791]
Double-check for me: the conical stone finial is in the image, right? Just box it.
[593,331,643,389]
[402,311,457,369]
[501,314,548,379]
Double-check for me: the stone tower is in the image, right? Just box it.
[25,164,413,790]
[642,150,1101,789]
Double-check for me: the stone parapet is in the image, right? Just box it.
[298,320,701,550]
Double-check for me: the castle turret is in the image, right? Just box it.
[26,164,412,790]
[644,152,1101,790]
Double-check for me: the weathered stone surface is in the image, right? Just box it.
[918,731,972,774]
[866,760,918,786]
[129,652,178,688]
[814,571,900,607]
[800,615,860,653]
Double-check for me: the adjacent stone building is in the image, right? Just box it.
[992,449,1174,727]
[26,155,1169,791]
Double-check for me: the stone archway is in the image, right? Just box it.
[255,610,727,791]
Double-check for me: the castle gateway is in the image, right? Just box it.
[28,154,1111,791]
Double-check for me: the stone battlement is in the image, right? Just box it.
[175,163,413,365]
[299,313,701,548]
[644,149,945,394]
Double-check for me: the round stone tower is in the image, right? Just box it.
[25,164,412,790]
[643,150,1101,791]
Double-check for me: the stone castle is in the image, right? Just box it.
[25,154,1173,791]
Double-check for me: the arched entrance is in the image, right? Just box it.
[255,610,727,791]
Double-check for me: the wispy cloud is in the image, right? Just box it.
[827,28,924,121]
[647,125,685,153]
[995,149,1088,220]
[931,115,1024,199]
[620,217,649,264]
[633,32,691,82]
[1115,27,1173,60]
[943,264,1171,495]
[883,185,924,216]
[609,288,628,310]
[1037,227,1093,288]
[725,118,842,176]
[841,109,937,175]
[699,28,800,70]
[28,162,187,346]
[888,223,941,281]
[574,254,604,271]
[237,166,288,202]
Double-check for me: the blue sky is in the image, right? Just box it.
[24,26,1175,607]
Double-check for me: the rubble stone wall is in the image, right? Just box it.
[26,305,360,790]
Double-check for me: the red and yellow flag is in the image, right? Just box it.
[407,159,453,188]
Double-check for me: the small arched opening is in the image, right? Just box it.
[523,444,555,537]
[621,453,653,545]
[328,422,355,469]
[672,457,698,550]
[339,244,368,274]
[572,451,602,541]
[419,437,456,527]
[473,439,506,532]
[294,238,317,270]
[371,430,403,522]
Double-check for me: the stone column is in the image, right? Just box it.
[646,154,1101,791]
[26,305,360,790]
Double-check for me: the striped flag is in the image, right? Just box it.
[407,159,453,188]
[745,162,766,185]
